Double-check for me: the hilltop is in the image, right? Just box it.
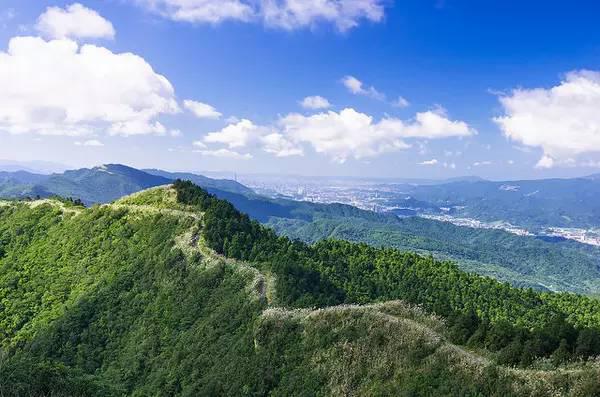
[1,183,600,396]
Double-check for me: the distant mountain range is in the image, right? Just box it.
[396,177,600,229]
[2,164,600,294]
[0,159,70,174]
[0,164,251,204]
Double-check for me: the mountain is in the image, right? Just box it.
[2,164,599,294]
[39,164,173,204]
[400,178,600,229]
[192,190,600,294]
[0,159,69,174]
[0,170,48,184]
[2,183,600,396]
[0,164,254,204]
[143,168,254,195]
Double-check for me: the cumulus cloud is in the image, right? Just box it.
[300,95,331,110]
[418,159,438,165]
[195,148,253,159]
[196,107,473,162]
[0,36,179,136]
[261,132,303,157]
[201,118,302,157]
[341,75,385,100]
[278,108,474,163]
[36,3,115,40]
[75,139,104,146]
[535,155,554,169]
[494,70,600,168]
[136,0,385,31]
[203,119,265,148]
[396,108,475,139]
[183,100,222,119]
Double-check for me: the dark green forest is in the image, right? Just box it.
[174,181,600,363]
[1,181,600,396]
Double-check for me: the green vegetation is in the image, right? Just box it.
[5,165,600,296]
[266,211,600,294]
[1,181,600,396]
[174,180,600,365]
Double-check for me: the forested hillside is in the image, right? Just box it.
[4,165,599,295]
[2,183,600,396]
[267,214,600,294]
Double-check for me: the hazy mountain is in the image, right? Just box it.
[0,164,255,204]
[0,159,69,174]
[403,178,600,229]
[143,169,254,195]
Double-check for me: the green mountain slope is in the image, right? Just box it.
[0,164,254,204]
[2,183,600,396]
[3,165,600,296]
[267,214,600,294]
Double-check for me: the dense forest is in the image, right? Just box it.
[1,181,600,396]
[174,180,600,366]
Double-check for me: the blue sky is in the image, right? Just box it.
[1,0,600,179]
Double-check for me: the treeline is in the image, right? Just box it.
[174,180,600,366]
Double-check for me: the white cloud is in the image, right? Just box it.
[535,155,554,169]
[341,75,385,100]
[137,0,254,24]
[494,70,600,168]
[396,109,475,139]
[418,159,438,165]
[183,100,222,119]
[196,108,473,162]
[203,119,266,148]
[392,96,410,108]
[195,148,252,159]
[0,36,179,137]
[261,0,385,31]
[136,0,385,31]
[36,3,115,40]
[75,139,104,146]
[261,132,303,157]
[300,95,331,110]
[473,161,492,167]
[278,107,474,163]
[200,119,302,157]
